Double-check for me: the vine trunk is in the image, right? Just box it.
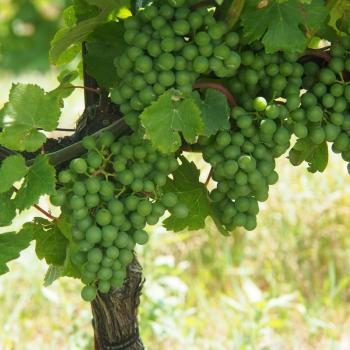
[91,258,145,350]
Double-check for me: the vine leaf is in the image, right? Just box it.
[34,218,68,266]
[241,0,327,53]
[0,84,61,152]
[0,190,17,227]
[289,139,328,173]
[44,265,63,287]
[42,216,81,285]
[0,155,28,193]
[85,22,126,88]
[163,157,229,235]
[140,90,204,153]
[49,1,130,65]
[192,89,230,137]
[328,0,350,34]
[163,156,212,232]
[0,224,34,275]
[15,155,56,211]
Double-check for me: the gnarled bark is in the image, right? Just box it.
[91,258,145,350]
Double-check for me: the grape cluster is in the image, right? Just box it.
[228,42,304,112]
[50,131,187,301]
[202,97,292,231]
[288,36,350,172]
[111,0,241,129]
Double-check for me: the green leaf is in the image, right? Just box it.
[34,218,68,265]
[328,0,350,34]
[44,265,63,287]
[192,89,230,137]
[0,84,61,152]
[163,156,212,231]
[241,0,327,53]
[86,22,126,88]
[43,216,81,284]
[289,139,328,173]
[140,90,204,153]
[0,224,34,275]
[49,0,130,65]
[0,155,28,193]
[15,155,56,211]
[0,190,17,227]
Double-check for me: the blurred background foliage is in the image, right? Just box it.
[1,2,350,349]
[0,0,67,73]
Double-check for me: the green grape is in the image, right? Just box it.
[133,33,150,49]
[99,181,114,198]
[58,170,73,184]
[71,251,87,266]
[115,232,130,249]
[86,226,102,244]
[81,285,97,302]
[158,71,175,87]
[87,248,103,264]
[319,68,337,85]
[137,201,153,216]
[72,227,85,241]
[333,132,349,152]
[307,106,323,123]
[156,52,175,71]
[293,123,308,138]
[253,97,267,112]
[69,195,85,210]
[172,203,189,218]
[260,119,277,135]
[73,182,87,196]
[193,56,209,73]
[119,249,134,265]
[310,127,326,144]
[182,45,198,61]
[325,123,340,141]
[322,94,335,108]
[50,189,66,206]
[87,152,103,169]
[238,155,256,171]
[98,280,111,294]
[133,230,149,245]
[78,240,94,252]
[96,209,112,226]
[73,207,89,220]
[98,132,115,148]
[194,31,210,46]
[161,192,178,208]
[102,225,118,242]
[97,267,113,281]
[82,136,96,150]
[77,216,93,232]
[225,32,239,47]
[173,19,190,35]
[330,112,344,126]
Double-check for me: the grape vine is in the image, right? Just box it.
[0,0,350,312]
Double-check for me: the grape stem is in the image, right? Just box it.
[222,0,246,29]
[11,186,57,221]
[61,85,101,95]
[33,204,57,221]
[205,167,213,186]
[193,82,237,107]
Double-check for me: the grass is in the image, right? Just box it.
[1,74,350,349]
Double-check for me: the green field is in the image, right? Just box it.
[1,75,350,350]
